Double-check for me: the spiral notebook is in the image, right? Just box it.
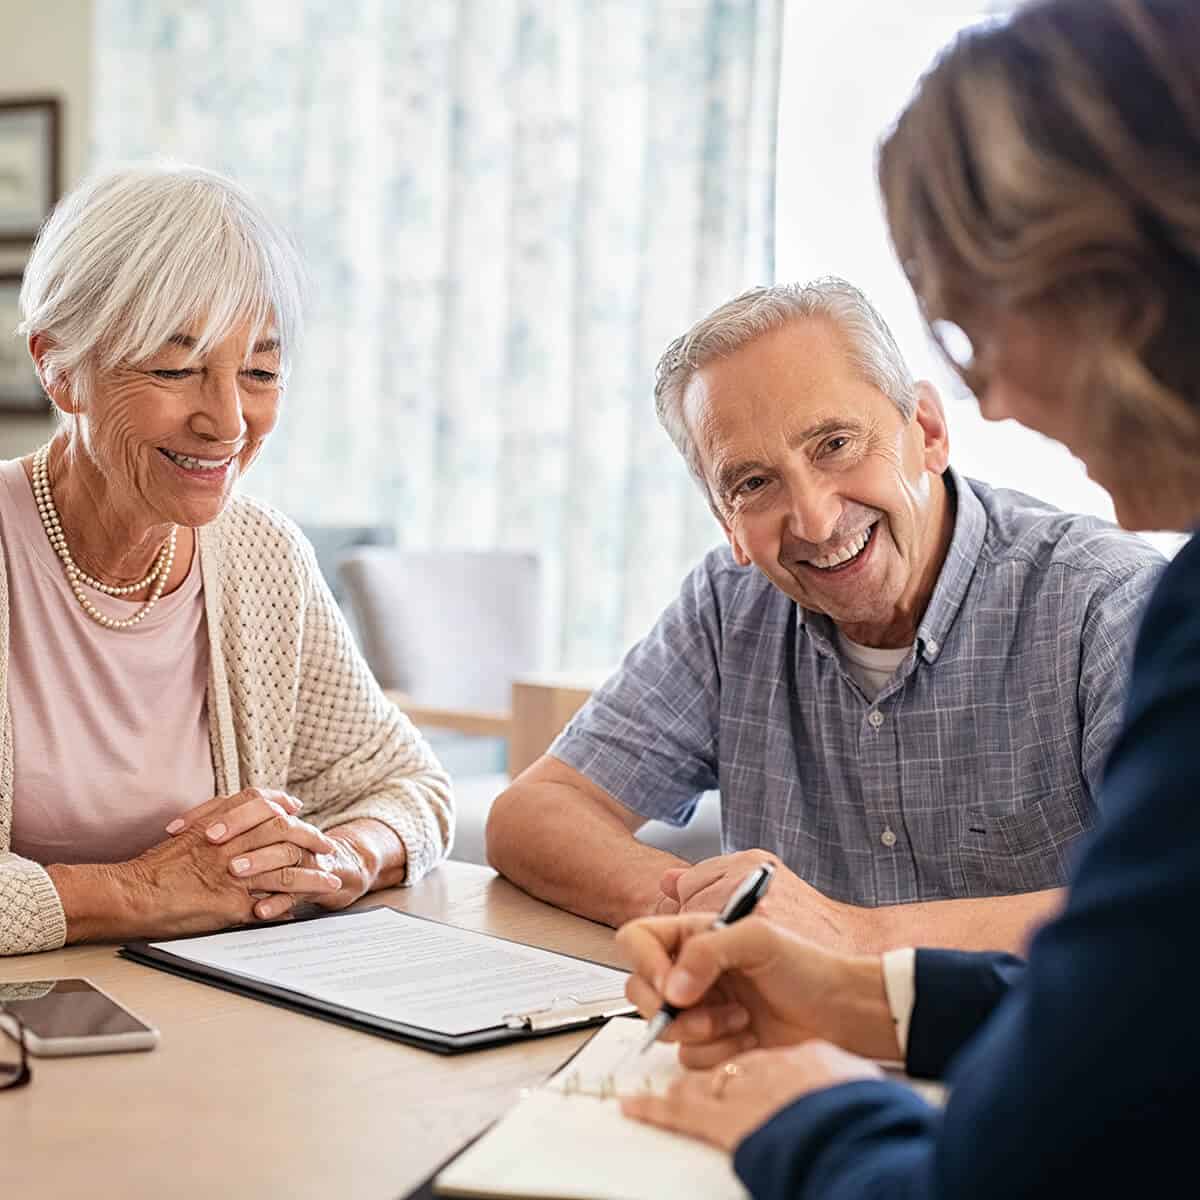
[431,1017,750,1200]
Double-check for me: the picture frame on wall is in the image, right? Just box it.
[0,97,61,245]
[0,274,45,413]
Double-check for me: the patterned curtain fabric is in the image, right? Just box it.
[92,0,782,670]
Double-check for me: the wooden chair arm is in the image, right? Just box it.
[507,678,595,777]
[384,691,512,738]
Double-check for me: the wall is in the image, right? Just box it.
[0,0,92,457]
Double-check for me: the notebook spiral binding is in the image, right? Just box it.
[552,1068,662,1100]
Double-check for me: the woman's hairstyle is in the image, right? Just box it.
[18,162,305,408]
[878,0,1200,461]
[654,277,917,502]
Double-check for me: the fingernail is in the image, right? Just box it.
[205,822,227,841]
[654,971,668,995]
[666,968,697,1004]
[327,875,342,889]
[165,818,184,834]
[231,857,251,875]
[285,796,302,811]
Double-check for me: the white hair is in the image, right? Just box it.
[654,277,918,499]
[18,162,305,412]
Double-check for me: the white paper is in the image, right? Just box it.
[435,1018,751,1200]
[149,908,631,1035]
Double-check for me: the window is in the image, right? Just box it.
[775,1,1181,555]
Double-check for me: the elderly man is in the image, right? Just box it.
[486,278,1163,953]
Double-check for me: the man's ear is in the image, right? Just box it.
[913,380,950,475]
[720,514,752,567]
[28,332,78,416]
[706,485,753,567]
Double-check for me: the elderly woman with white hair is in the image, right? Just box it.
[0,164,452,956]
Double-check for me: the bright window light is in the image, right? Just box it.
[775,1,1182,555]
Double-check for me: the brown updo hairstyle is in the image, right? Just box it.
[878,0,1200,486]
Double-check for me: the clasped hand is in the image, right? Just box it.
[128,787,368,934]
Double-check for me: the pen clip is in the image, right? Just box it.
[712,862,775,927]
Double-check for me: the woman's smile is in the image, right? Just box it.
[158,447,238,485]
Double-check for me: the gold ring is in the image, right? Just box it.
[711,1062,745,1099]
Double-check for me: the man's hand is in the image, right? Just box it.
[658,851,882,954]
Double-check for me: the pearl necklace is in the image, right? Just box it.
[31,443,177,631]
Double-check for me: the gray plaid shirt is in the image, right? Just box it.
[551,470,1164,904]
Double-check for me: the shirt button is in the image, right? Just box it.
[926,639,940,657]
[881,828,897,847]
[868,710,884,728]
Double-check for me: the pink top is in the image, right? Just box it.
[0,458,214,865]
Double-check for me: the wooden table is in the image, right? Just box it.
[0,862,625,1199]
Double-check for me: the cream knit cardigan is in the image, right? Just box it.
[0,492,454,956]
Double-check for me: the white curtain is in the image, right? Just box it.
[92,0,783,669]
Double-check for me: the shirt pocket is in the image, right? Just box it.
[958,793,1090,897]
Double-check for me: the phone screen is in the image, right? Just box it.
[0,979,150,1038]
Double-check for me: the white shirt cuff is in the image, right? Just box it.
[881,946,917,1059]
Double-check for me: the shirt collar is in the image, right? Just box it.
[796,466,985,666]
[914,466,985,663]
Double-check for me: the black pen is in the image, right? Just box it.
[638,862,775,1055]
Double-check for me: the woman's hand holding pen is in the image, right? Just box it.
[615,914,901,1068]
[615,913,896,1150]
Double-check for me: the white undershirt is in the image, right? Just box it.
[836,632,912,701]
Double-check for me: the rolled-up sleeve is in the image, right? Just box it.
[549,555,724,825]
[1076,563,1162,802]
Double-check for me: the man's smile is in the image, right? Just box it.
[794,520,880,574]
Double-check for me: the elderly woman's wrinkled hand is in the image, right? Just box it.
[156,787,348,922]
[619,1042,883,1153]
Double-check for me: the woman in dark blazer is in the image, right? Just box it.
[617,2,1200,1195]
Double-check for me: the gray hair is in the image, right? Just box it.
[19,162,305,412]
[654,277,917,499]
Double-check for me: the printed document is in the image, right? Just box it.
[148,907,629,1035]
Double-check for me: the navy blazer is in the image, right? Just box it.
[906,949,1026,1080]
[733,531,1200,1199]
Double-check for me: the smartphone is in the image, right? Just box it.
[0,978,159,1056]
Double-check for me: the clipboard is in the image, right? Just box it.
[120,906,635,1054]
